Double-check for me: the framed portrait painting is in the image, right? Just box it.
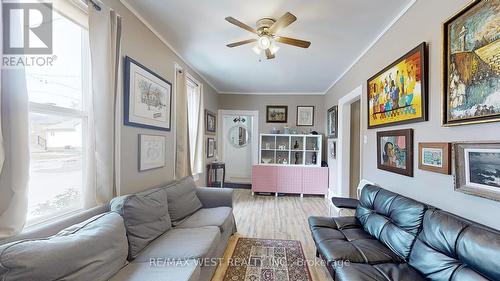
[124,56,172,131]
[266,106,288,123]
[139,134,166,171]
[367,42,428,129]
[443,0,500,126]
[205,110,216,135]
[418,142,452,174]
[377,129,414,177]
[297,106,314,126]
[327,105,338,138]
[453,142,500,201]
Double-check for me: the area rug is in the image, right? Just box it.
[219,237,312,281]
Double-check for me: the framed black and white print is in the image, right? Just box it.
[206,110,216,134]
[124,56,172,131]
[139,134,166,171]
[207,138,215,158]
[327,105,338,138]
[297,106,314,126]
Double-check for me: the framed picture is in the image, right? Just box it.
[442,1,500,126]
[266,105,288,123]
[207,138,216,158]
[377,129,414,177]
[124,56,172,131]
[367,42,428,129]
[139,134,166,171]
[205,110,216,134]
[328,138,337,160]
[327,105,338,138]
[453,142,500,202]
[418,142,451,174]
[297,106,314,126]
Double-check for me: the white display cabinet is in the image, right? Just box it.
[259,134,322,167]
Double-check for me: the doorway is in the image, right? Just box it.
[218,110,259,184]
[349,100,361,198]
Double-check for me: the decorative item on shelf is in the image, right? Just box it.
[271,127,280,134]
[295,152,300,164]
[139,134,166,171]
[297,106,314,126]
[453,142,500,202]
[327,105,338,138]
[266,105,288,123]
[367,42,428,129]
[376,129,414,177]
[277,155,282,164]
[293,140,299,149]
[283,158,288,165]
[205,110,217,134]
[312,152,317,165]
[124,56,172,131]
[265,143,271,150]
[418,142,451,175]
[261,158,272,164]
[442,0,500,126]
[283,126,290,134]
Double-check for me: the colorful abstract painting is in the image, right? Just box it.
[367,43,427,128]
[444,0,500,126]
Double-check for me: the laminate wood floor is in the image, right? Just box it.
[232,189,332,281]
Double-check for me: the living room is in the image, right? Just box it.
[0,0,499,281]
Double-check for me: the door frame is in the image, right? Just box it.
[217,110,259,174]
[337,85,363,198]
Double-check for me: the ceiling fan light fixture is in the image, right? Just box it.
[257,35,271,50]
[269,43,280,55]
[252,44,262,55]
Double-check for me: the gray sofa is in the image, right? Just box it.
[0,177,236,281]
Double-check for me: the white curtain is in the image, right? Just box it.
[186,79,204,176]
[86,2,122,206]
[0,2,31,238]
[175,71,191,179]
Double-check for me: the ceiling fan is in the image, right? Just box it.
[225,12,311,60]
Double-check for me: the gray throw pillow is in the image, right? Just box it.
[110,187,171,259]
[165,177,203,225]
[0,212,128,281]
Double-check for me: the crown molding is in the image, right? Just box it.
[119,0,220,93]
[323,0,417,95]
[218,91,325,96]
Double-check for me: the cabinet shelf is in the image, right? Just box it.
[259,134,322,167]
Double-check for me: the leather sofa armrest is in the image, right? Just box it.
[196,187,234,208]
[331,197,359,209]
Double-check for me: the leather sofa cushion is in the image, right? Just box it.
[110,187,171,259]
[409,209,500,281]
[109,260,200,281]
[0,213,128,281]
[356,185,427,260]
[165,177,203,224]
[334,263,426,281]
[134,226,221,262]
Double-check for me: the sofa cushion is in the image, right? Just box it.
[335,263,426,281]
[356,185,427,261]
[175,207,232,233]
[409,209,500,281]
[0,212,128,281]
[109,260,200,281]
[110,187,171,259]
[134,226,221,262]
[165,177,203,224]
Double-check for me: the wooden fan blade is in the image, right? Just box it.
[275,36,311,48]
[268,12,297,34]
[265,49,275,59]
[226,39,257,48]
[225,17,257,34]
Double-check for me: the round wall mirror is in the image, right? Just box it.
[228,125,249,148]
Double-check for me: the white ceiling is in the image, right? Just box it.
[123,0,414,94]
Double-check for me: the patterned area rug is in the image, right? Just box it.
[222,238,312,281]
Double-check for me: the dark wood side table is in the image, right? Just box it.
[206,162,226,188]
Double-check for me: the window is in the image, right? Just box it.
[25,8,91,223]
[186,75,202,175]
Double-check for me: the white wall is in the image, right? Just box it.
[325,0,500,230]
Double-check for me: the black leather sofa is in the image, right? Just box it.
[308,185,500,281]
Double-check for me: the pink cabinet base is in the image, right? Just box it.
[252,165,328,195]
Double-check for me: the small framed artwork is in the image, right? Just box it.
[418,142,451,174]
[139,134,166,171]
[453,142,500,202]
[297,106,314,126]
[327,105,338,138]
[124,56,172,131]
[377,129,414,177]
[207,138,216,158]
[442,0,500,126]
[266,105,288,123]
[205,110,216,134]
[367,42,428,129]
[328,138,337,160]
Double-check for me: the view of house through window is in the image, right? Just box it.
[26,8,90,223]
